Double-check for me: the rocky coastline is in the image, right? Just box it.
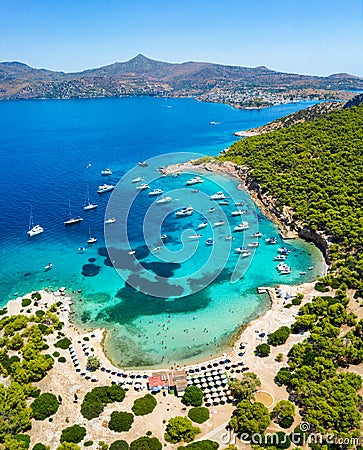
[160,159,331,265]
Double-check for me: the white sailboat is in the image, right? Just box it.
[64,200,83,225]
[27,207,44,237]
[87,227,97,244]
[84,186,98,211]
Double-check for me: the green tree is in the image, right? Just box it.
[229,372,261,401]
[188,406,210,424]
[132,394,157,416]
[180,441,219,449]
[109,441,129,450]
[181,386,204,407]
[31,393,59,420]
[60,425,86,443]
[269,326,291,346]
[229,400,270,437]
[272,400,295,428]
[255,343,270,357]
[129,436,162,450]
[86,356,100,371]
[56,444,81,450]
[108,411,134,433]
[164,416,200,444]
[32,444,50,450]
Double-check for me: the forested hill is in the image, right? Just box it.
[220,103,363,288]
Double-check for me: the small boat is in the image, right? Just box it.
[87,228,97,244]
[148,188,164,196]
[226,235,233,240]
[248,242,259,248]
[214,220,225,227]
[280,269,292,275]
[186,176,204,186]
[105,217,116,224]
[235,202,244,206]
[235,248,251,257]
[78,247,86,252]
[175,206,193,217]
[136,183,150,190]
[64,200,83,225]
[84,186,98,211]
[308,266,314,270]
[206,238,214,246]
[161,234,168,240]
[156,196,172,204]
[138,161,148,167]
[197,221,208,229]
[234,222,249,232]
[27,208,44,237]
[210,191,227,200]
[132,177,143,183]
[265,237,278,244]
[153,246,162,251]
[231,210,244,217]
[219,200,230,205]
[97,184,115,194]
[191,189,199,193]
[278,247,291,254]
[274,255,287,261]
[188,234,202,239]
[44,262,52,271]
[251,232,263,238]
[209,207,216,213]
[101,168,112,176]
[128,250,136,255]
[300,271,307,275]
[276,263,291,273]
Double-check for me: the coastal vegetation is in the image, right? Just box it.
[81,385,126,420]
[221,101,363,443]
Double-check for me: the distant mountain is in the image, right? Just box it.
[0,54,362,101]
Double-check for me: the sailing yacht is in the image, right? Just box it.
[27,208,44,236]
[87,227,97,244]
[84,186,98,211]
[64,200,83,225]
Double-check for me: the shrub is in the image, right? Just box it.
[275,353,284,362]
[86,356,100,371]
[188,407,210,424]
[315,282,329,293]
[274,367,293,386]
[31,292,42,300]
[60,424,86,443]
[58,356,66,363]
[55,337,72,349]
[108,411,134,432]
[291,297,302,306]
[14,434,31,448]
[32,444,49,450]
[110,441,129,450]
[38,324,50,334]
[53,351,60,357]
[22,299,31,307]
[181,386,204,407]
[35,310,45,318]
[84,442,93,447]
[164,416,200,443]
[255,343,270,357]
[132,394,157,416]
[280,415,294,428]
[129,436,162,450]
[31,393,59,420]
[81,385,126,420]
[269,326,291,346]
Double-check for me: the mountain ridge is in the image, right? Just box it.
[0,54,362,101]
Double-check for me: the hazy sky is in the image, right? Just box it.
[1,0,362,76]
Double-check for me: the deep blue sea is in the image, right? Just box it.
[0,97,324,367]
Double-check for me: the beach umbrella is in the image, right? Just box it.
[212,392,219,398]
[202,382,208,388]
[210,387,217,392]
[205,371,212,377]
[200,377,207,383]
[207,376,213,382]
[215,380,221,386]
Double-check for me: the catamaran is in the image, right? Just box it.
[27,208,44,237]
[64,200,83,225]
[84,186,98,211]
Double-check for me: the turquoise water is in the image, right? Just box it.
[0,97,324,367]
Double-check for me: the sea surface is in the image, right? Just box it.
[0,97,324,367]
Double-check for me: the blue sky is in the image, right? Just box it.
[1,0,362,76]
